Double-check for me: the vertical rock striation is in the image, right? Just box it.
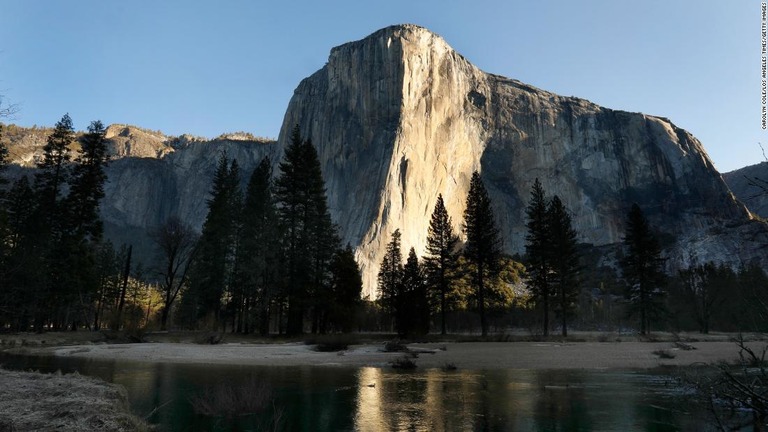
[278,24,768,297]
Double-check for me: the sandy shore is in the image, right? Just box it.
[18,339,764,370]
[0,368,149,431]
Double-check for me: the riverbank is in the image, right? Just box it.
[4,331,765,370]
[0,368,150,431]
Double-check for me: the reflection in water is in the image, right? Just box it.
[0,352,713,431]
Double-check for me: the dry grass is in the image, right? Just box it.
[0,368,149,431]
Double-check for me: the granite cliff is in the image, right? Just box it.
[4,124,278,263]
[4,24,767,297]
[278,24,768,295]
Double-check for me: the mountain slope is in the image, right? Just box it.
[724,162,768,218]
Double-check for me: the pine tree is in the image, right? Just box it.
[403,247,429,336]
[274,127,339,335]
[65,120,108,242]
[378,229,404,333]
[35,114,74,225]
[424,194,459,335]
[328,245,363,333]
[235,156,280,335]
[525,178,553,336]
[303,138,340,334]
[30,114,75,330]
[546,195,580,337]
[0,177,38,329]
[186,153,241,328]
[621,204,666,335]
[462,171,502,337]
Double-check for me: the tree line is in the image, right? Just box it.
[0,114,121,330]
[151,126,362,335]
[375,175,768,337]
[1,115,767,335]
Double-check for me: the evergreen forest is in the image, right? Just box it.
[1,116,768,337]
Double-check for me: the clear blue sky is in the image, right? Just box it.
[0,1,761,172]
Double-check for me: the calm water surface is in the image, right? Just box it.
[0,351,710,431]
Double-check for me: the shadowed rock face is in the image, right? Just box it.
[724,162,768,218]
[5,125,279,267]
[278,24,768,296]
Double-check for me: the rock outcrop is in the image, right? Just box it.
[278,24,768,296]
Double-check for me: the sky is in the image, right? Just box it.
[0,1,762,172]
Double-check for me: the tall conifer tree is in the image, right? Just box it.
[36,114,74,225]
[378,229,404,333]
[328,245,363,333]
[525,178,553,336]
[274,126,339,335]
[31,114,75,330]
[546,195,580,337]
[236,156,280,335]
[424,194,459,335]
[186,153,241,327]
[462,171,502,337]
[621,203,666,335]
[403,247,429,336]
[66,120,108,241]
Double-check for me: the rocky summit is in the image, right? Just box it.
[5,25,768,298]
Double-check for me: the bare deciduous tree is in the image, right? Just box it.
[152,216,198,330]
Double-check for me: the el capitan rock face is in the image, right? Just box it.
[278,24,768,296]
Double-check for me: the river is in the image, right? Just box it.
[0,352,711,431]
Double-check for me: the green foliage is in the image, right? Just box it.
[424,194,459,335]
[462,171,502,336]
[731,264,768,332]
[233,156,280,335]
[35,113,74,220]
[670,259,731,333]
[66,120,108,242]
[274,126,340,335]
[327,245,363,333]
[184,153,242,328]
[453,255,524,311]
[546,195,581,336]
[621,203,666,335]
[525,179,551,332]
[0,114,112,331]
[402,248,430,336]
[378,229,404,330]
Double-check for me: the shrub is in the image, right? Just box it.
[305,334,358,352]
[383,340,407,352]
[652,349,676,359]
[390,356,417,370]
[194,332,224,345]
[442,362,457,371]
